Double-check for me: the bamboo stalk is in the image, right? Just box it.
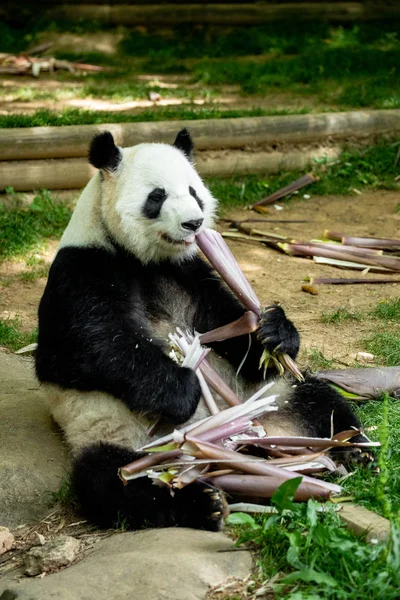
[207,474,332,501]
[280,243,400,272]
[342,236,400,249]
[308,277,400,285]
[251,173,318,209]
[185,437,342,493]
[199,311,259,345]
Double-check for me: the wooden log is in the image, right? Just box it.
[0,147,340,192]
[1,110,400,162]
[36,4,400,25]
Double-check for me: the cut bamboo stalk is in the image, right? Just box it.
[280,243,400,271]
[313,256,392,272]
[251,173,318,208]
[308,277,400,285]
[1,110,400,161]
[207,474,332,501]
[342,236,400,249]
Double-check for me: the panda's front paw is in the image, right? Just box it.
[160,366,202,425]
[178,483,227,531]
[258,304,300,360]
[331,445,377,470]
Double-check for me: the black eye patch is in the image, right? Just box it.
[189,186,204,211]
[142,188,167,219]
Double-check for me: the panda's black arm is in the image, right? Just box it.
[174,257,299,381]
[35,248,201,425]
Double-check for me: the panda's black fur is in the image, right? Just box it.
[35,129,367,531]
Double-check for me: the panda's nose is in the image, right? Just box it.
[181,218,204,232]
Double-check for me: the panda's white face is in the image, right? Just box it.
[101,143,216,263]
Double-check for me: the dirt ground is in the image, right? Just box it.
[1,190,399,366]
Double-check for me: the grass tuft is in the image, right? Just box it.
[303,348,335,371]
[0,189,71,260]
[321,308,363,325]
[51,476,78,508]
[372,298,400,321]
[0,317,38,352]
[364,333,400,367]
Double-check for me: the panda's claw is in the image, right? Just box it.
[258,304,300,361]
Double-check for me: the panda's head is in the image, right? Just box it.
[89,129,217,263]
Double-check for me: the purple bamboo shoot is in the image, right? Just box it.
[207,474,333,501]
[196,228,261,315]
[280,243,400,272]
[199,311,259,345]
[342,236,400,250]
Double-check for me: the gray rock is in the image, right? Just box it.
[0,351,69,528]
[0,528,252,600]
[0,527,14,555]
[24,536,80,576]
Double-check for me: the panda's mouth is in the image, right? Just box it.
[159,233,196,246]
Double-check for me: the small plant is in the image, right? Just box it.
[51,476,78,508]
[304,348,335,370]
[0,190,72,260]
[0,317,37,352]
[321,308,363,325]
[365,332,400,367]
[372,298,400,321]
[114,512,129,532]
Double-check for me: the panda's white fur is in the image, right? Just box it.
[59,143,216,263]
[35,129,366,531]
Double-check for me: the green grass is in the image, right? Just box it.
[51,476,78,508]
[321,308,363,325]
[0,189,72,260]
[0,106,311,129]
[363,298,400,366]
[303,348,335,371]
[207,142,399,207]
[364,333,400,367]
[0,317,37,352]
[228,480,400,599]
[372,298,400,321]
[342,396,400,518]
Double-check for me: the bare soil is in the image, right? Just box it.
[1,190,399,364]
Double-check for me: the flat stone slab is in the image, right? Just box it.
[0,528,252,600]
[0,351,69,528]
[339,503,391,543]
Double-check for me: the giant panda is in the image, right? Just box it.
[35,128,368,532]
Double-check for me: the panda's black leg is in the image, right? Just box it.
[71,442,225,531]
[286,375,375,468]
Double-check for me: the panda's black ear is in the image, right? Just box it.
[173,128,194,161]
[89,131,122,172]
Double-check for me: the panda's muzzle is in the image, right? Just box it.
[159,218,203,247]
[160,232,196,246]
[181,218,204,232]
